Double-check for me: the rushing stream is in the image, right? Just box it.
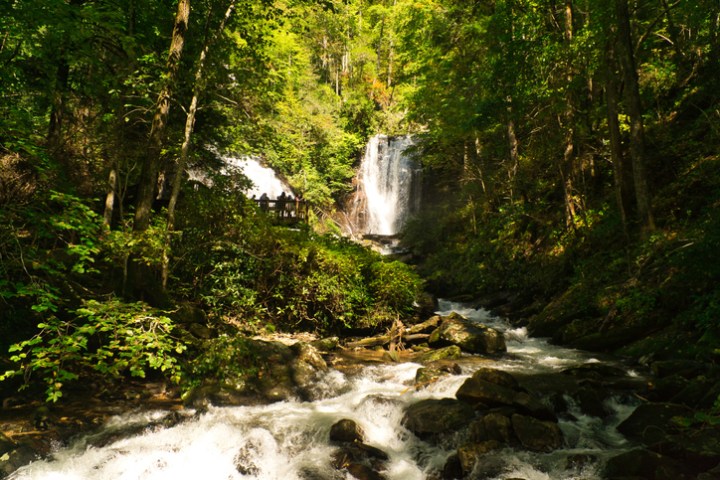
[8,301,642,480]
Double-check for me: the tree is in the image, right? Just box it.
[133,0,191,233]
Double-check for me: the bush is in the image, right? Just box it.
[0,299,186,402]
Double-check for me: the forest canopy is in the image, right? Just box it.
[1,0,719,402]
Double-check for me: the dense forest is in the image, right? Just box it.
[1,0,720,455]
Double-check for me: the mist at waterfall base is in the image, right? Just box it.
[347,135,421,241]
[9,301,641,480]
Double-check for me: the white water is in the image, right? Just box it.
[357,135,421,236]
[9,302,639,480]
[188,155,293,200]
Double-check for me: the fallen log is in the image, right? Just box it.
[346,333,431,349]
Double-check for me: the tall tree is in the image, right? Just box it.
[614,0,655,233]
[133,0,191,233]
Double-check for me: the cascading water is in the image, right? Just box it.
[188,155,293,200]
[8,302,642,480]
[349,135,421,237]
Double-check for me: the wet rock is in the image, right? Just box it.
[428,313,506,355]
[469,412,513,444]
[416,345,462,364]
[617,402,691,444]
[511,414,563,452]
[472,368,520,389]
[441,453,463,480]
[0,444,38,478]
[456,376,517,408]
[0,432,17,456]
[291,342,329,396]
[415,362,462,387]
[457,441,503,474]
[403,398,475,437]
[346,463,386,480]
[330,419,365,443]
[573,385,612,417]
[603,448,691,480]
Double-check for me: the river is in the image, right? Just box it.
[7,301,642,480]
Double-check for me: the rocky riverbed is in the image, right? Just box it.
[2,304,720,479]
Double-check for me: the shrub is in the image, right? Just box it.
[0,299,186,402]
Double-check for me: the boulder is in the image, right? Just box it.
[456,376,517,408]
[403,398,475,437]
[330,419,365,443]
[457,441,503,474]
[310,337,340,352]
[603,448,691,480]
[415,362,462,387]
[469,412,513,444]
[416,345,462,364]
[428,313,506,355]
[0,432,17,456]
[471,368,520,389]
[511,414,563,452]
[617,403,691,445]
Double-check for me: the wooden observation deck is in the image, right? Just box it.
[254,196,309,225]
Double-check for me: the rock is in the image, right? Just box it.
[456,376,517,408]
[573,386,612,417]
[471,368,520,390]
[0,432,17,456]
[651,360,706,379]
[415,362,462,387]
[698,464,720,480]
[511,414,563,452]
[428,313,506,355]
[457,441,503,474]
[346,463,386,480]
[310,337,340,352]
[603,448,691,480]
[330,419,365,443]
[617,403,691,444]
[469,412,513,444]
[653,427,720,471]
[187,322,212,339]
[403,398,475,437]
[291,342,328,396]
[442,453,463,480]
[0,445,38,478]
[416,345,462,364]
[170,302,208,325]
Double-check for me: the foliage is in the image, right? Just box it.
[0,299,186,402]
[184,335,259,393]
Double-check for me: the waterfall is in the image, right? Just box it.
[350,135,421,237]
[188,155,293,200]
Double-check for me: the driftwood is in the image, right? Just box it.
[406,315,442,335]
[346,332,430,349]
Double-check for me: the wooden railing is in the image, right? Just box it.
[254,197,309,224]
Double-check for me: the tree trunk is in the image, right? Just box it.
[605,40,635,235]
[103,166,118,228]
[561,0,579,228]
[133,0,191,233]
[47,59,69,154]
[614,0,655,233]
[506,97,519,201]
[163,0,235,288]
